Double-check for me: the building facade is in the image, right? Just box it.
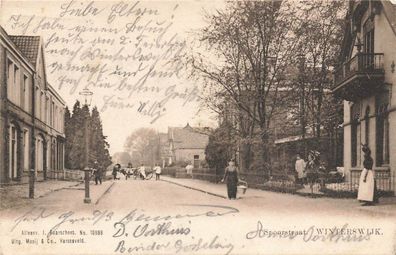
[168,124,209,168]
[333,0,396,193]
[0,26,65,185]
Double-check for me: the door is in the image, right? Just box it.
[363,19,374,69]
[193,155,200,169]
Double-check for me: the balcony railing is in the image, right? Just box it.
[333,53,384,89]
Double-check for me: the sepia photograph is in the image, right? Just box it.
[0,0,395,254]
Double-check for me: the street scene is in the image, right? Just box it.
[0,0,396,254]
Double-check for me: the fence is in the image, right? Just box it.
[191,168,219,183]
[350,168,392,193]
[163,167,269,187]
[162,167,394,197]
[46,169,84,181]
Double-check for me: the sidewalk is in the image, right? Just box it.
[65,180,115,205]
[161,176,267,199]
[161,176,396,217]
[0,180,81,210]
[0,177,117,210]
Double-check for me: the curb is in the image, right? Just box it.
[35,181,83,199]
[161,179,227,199]
[95,182,116,205]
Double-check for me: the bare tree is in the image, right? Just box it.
[189,1,305,173]
[124,128,158,165]
[294,0,346,138]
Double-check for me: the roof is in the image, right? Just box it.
[8,35,40,66]
[0,26,35,71]
[47,83,66,105]
[169,124,209,150]
[382,0,396,36]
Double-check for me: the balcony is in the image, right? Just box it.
[333,53,385,101]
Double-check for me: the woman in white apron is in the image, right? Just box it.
[358,145,378,206]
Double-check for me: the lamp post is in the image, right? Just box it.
[79,88,93,204]
[29,168,35,198]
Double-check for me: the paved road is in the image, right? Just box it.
[0,179,395,255]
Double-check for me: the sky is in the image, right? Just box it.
[0,0,226,154]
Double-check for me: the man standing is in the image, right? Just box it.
[154,163,162,180]
[295,154,306,184]
[93,160,102,185]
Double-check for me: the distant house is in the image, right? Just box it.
[168,123,209,168]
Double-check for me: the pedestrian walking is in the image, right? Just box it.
[154,163,162,180]
[186,163,193,178]
[221,160,239,200]
[113,163,121,180]
[358,144,379,206]
[295,153,306,185]
[93,160,102,185]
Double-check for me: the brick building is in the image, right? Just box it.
[0,26,65,184]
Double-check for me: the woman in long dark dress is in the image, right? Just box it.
[221,160,239,200]
[358,144,378,206]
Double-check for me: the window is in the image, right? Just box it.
[23,75,29,112]
[350,103,360,167]
[376,92,390,166]
[35,87,40,118]
[46,97,50,124]
[50,101,54,127]
[55,105,58,129]
[9,125,18,179]
[14,65,20,105]
[7,60,13,101]
[363,19,374,68]
[60,109,64,133]
[41,92,45,121]
[193,155,200,168]
[23,130,29,171]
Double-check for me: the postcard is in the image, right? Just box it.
[0,0,395,254]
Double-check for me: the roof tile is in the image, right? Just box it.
[8,35,40,66]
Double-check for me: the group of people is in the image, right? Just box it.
[294,151,322,192]
[294,145,379,206]
[112,162,162,181]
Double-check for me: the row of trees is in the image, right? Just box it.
[192,1,346,173]
[64,101,112,171]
